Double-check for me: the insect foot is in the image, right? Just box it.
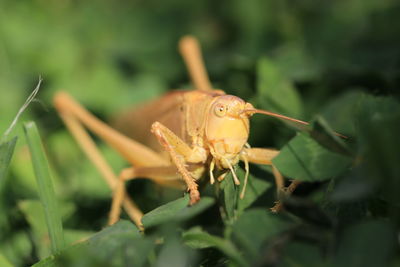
[189,189,201,205]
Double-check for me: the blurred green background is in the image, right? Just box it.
[1,0,400,266]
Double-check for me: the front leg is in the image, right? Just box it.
[151,121,207,205]
[241,147,301,212]
[241,147,285,194]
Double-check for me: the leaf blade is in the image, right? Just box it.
[272,133,351,181]
[24,121,65,254]
[141,195,215,228]
[0,137,17,194]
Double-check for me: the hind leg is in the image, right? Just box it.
[54,92,183,229]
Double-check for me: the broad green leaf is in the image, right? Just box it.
[0,137,17,193]
[272,133,352,181]
[182,227,216,249]
[34,220,152,267]
[257,57,303,118]
[141,195,215,228]
[88,219,141,241]
[220,168,271,220]
[237,170,271,214]
[333,220,396,267]
[63,229,94,246]
[220,172,238,221]
[88,221,152,267]
[23,121,65,254]
[183,227,247,267]
[232,209,294,259]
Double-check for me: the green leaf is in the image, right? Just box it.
[232,209,294,259]
[63,229,94,246]
[220,172,238,221]
[310,116,352,157]
[182,227,216,249]
[237,170,271,214]
[0,137,17,194]
[333,220,396,267]
[90,221,152,267]
[257,57,303,118]
[23,121,65,254]
[33,220,152,267]
[220,168,271,221]
[141,195,215,228]
[272,133,352,181]
[88,219,141,241]
[182,227,247,267]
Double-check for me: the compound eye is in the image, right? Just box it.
[214,104,227,117]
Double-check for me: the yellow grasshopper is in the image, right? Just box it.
[54,36,308,229]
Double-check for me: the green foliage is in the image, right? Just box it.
[220,168,271,220]
[183,227,246,267]
[257,57,303,118]
[0,137,17,193]
[24,121,65,254]
[33,220,152,267]
[232,209,294,260]
[1,0,400,266]
[333,220,396,267]
[142,195,215,228]
[273,133,352,181]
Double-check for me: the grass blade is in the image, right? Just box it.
[0,137,18,194]
[23,121,65,254]
[1,77,42,142]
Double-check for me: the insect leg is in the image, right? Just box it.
[241,147,301,212]
[56,109,144,228]
[54,92,169,167]
[242,147,284,193]
[109,166,182,227]
[53,92,181,229]
[179,36,213,91]
[151,121,207,205]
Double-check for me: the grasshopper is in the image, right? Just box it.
[54,36,309,229]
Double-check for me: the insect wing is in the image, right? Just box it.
[112,91,189,153]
